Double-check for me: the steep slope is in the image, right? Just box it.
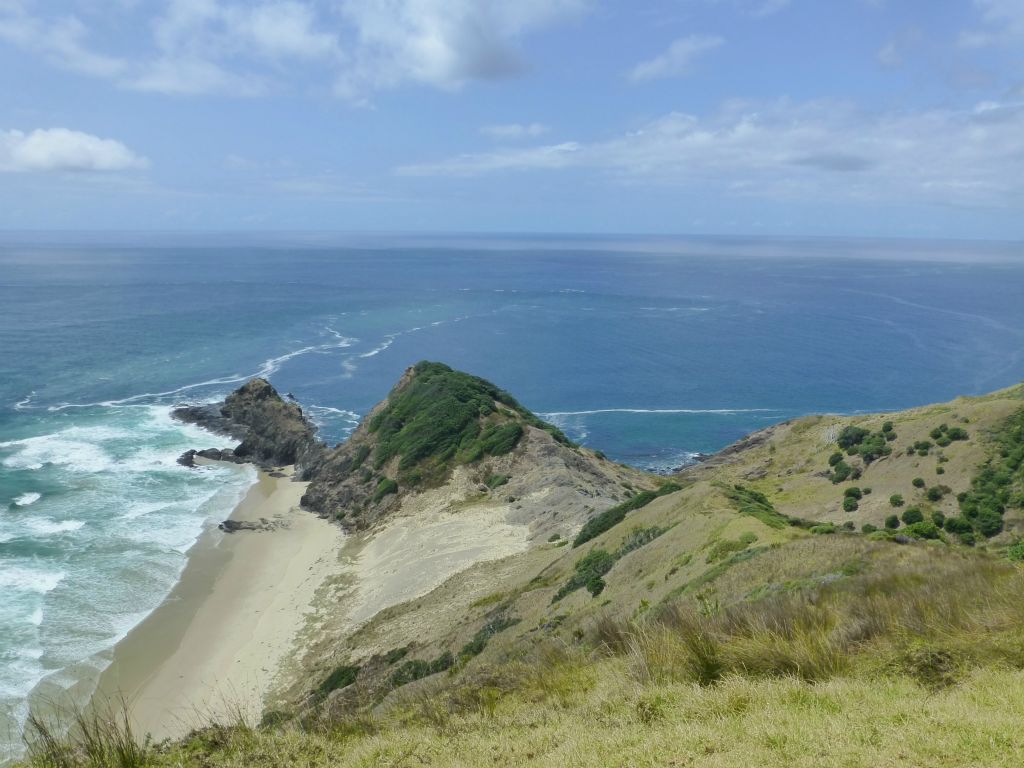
[276,381,1024,726]
[300,361,653,537]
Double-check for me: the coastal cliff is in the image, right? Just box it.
[174,362,654,539]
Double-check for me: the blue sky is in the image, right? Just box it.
[0,0,1022,237]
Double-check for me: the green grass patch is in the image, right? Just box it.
[573,482,682,548]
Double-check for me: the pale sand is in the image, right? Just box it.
[96,467,345,740]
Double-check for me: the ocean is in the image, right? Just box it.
[1,234,1023,757]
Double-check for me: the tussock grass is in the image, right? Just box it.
[22,699,149,768]
[22,544,1024,767]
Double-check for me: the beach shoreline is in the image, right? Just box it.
[93,465,345,741]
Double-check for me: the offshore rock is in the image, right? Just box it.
[173,379,325,474]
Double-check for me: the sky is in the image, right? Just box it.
[0,0,1023,238]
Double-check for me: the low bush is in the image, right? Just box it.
[390,652,455,688]
[573,482,681,547]
[844,487,863,499]
[903,521,941,540]
[902,507,924,525]
[889,494,905,507]
[373,477,398,502]
[316,665,360,699]
[842,496,858,512]
[912,477,926,488]
[885,515,900,530]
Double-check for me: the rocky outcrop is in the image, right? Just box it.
[173,378,324,474]
[175,363,655,539]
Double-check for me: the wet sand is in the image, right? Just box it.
[95,467,345,740]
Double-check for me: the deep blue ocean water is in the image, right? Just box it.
[1,234,1023,755]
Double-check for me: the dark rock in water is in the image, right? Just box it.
[172,379,325,474]
[177,449,197,468]
[171,404,247,441]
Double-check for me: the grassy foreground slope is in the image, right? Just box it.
[21,381,1024,767]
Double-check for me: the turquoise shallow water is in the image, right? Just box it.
[1,235,1023,757]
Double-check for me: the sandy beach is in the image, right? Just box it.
[95,466,345,740]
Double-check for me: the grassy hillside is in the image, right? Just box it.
[19,381,1024,767]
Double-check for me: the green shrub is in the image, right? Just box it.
[901,507,924,525]
[862,487,872,495]
[977,508,1004,537]
[1008,540,1024,562]
[926,486,945,502]
[722,484,808,529]
[944,516,973,534]
[842,521,856,531]
[904,521,940,540]
[947,427,969,441]
[885,515,900,530]
[368,361,570,487]
[390,652,454,688]
[882,421,895,433]
[810,523,836,535]
[912,477,926,488]
[573,482,681,547]
[838,426,871,451]
[486,474,510,489]
[954,408,1024,540]
[889,494,905,507]
[861,523,878,534]
[459,614,520,661]
[844,487,863,499]
[931,510,946,528]
[842,496,858,512]
[349,444,371,471]
[553,549,617,602]
[316,665,359,698]
[831,461,853,484]
[828,451,844,467]
[373,477,398,502]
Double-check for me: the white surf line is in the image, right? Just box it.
[13,392,35,410]
[37,328,358,412]
[345,312,479,371]
[541,407,783,417]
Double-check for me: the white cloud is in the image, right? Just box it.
[0,1,587,98]
[0,128,148,172]
[960,0,1024,48]
[398,99,1024,209]
[629,35,723,82]
[481,122,549,139]
[399,141,581,176]
[0,4,127,77]
[335,0,587,98]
